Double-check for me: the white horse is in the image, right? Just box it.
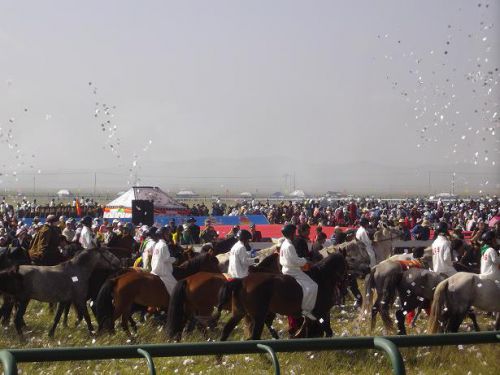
[428,272,500,333]
[373,225,401,263]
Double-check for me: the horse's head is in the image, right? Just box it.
[249,252,280,274]
[174,253,221,279]
[309,252,347,286]
[340,240,371,277]
[95,248,122,271]
[0,265,23,296]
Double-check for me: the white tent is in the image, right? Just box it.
[176,190,198,198]
[56,189,71,197]
[240,192,253,198]
[289,189,306,198]
[104,186,188,218]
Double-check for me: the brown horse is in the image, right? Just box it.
[215,252,347,341]
[165,252,281,341]
[95,252,220,334]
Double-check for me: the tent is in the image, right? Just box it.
[104,186,189,218]
[289,189,306,198]
[176,190,198,198]
[56,189,71,197]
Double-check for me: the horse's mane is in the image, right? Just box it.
[176,252,218,272]
[213,236,238,255]
[311,252,345,274]
[250,252,279,273]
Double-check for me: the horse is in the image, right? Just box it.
[14,248,121,337]
[373,225,402,263]
[166,251,281,341]
[320,239,371,307]
[95,252,221,335]
[215,252,347,342]
[212,236,238,255]
[0,265,24,298]
[428,272,500,333]
[393,267,481,335]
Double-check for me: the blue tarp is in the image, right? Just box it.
[19,215,269,227]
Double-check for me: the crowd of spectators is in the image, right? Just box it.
[1,196,499,236]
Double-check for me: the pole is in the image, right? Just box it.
[427,171,431,195]
[451,172,455,196]
[33,175,36,200]
[93,173,97,198]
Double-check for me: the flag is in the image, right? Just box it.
[75,198,82,217]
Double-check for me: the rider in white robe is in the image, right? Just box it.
[479,230,500,282]
[356,217,376,267]
[151,228,177,295]
[279,224,318,320]
[432,222,456,277]
[228,229,257,278]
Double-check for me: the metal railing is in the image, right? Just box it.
[0,331,498,375]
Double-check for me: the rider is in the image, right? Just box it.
[28,214,63,265]
[279,224,318,321]
[479,230,499,281]
[79,216,97,250]
[151,227,177,295]
[227,229,258,278]
[431,221,456,277]
[141,227,157,271]
[293,223,311,260]
[356,217,376,267]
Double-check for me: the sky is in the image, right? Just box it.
[0,0,499,196]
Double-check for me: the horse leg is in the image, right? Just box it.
[62,302,72,328]
[370,298,380,332]
[467,310,480,332]
[76,302,95,334]
[120,306,133,336]
[1,297,15,326]
[129,316,138,333]
[49,303,66,338]
[220,311,244,342]
[264,313,279,339]
[395,308,407,335]
[320,313,333,337]
[250,312,266,340]
[349,277,362,307]
[446,312,465,333]
[15,300,29,336]
[495,312,500,331]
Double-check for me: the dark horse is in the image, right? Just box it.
[15,248,121,337]
[214,252,347,341]
[95,252,221,335]
[165,252,281,341]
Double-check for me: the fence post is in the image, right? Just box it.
[0,350,18,375]
[137,348,156,375]
[373,337,405,375]
[256,344,280,375]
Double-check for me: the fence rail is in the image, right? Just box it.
[0,331,498,375]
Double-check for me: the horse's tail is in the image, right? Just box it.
[166,279,188,340]
[361,269,375,317]
[212,278,243,323]
[428,279,449,334]
[95,278,116,332]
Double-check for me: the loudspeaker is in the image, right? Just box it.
[131,199,154,226]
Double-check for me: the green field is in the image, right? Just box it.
[1,299,499,375]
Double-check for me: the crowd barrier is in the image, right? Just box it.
[0,331,498,375]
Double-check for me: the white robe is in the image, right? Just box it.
[356,226,376,267]
[432,235,456,277]
[141,238,156,271]
[151,239,177,295]
[79,226,95,249]
[279,238,317,312]
[228,241,255,278]
[479,246,500,281]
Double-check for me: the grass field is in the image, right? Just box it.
[1,298,499,375]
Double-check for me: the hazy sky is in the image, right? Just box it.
[0,0,499,195]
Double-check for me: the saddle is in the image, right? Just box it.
[398,259,423,271]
